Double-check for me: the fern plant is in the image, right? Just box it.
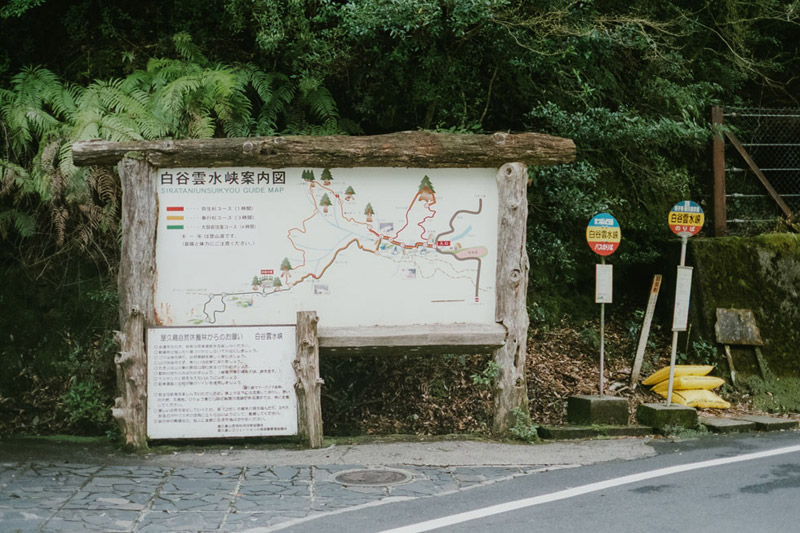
[0,32,353,268]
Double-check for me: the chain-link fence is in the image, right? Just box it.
[722,107,800,234]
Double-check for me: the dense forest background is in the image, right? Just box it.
[1,0,798,436]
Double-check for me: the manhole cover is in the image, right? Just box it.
[332,469,412,486]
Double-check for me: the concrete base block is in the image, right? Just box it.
[538,426,597,440]
[636,402,697,430]
[567,395,629,425]
[699,416,756,434]
[539,425,653,440]
[735,415,799,431]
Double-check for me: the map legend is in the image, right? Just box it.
[166,206,185,230]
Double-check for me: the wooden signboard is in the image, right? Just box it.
[146,325,297,439]
[153,167,499,329]
[715,308,764,346]
[72,132,575,449]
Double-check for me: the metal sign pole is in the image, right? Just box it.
[666,235,689,406]
[600,257,605,397]
[586,212,619,399]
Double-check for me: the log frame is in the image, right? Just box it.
[491,163,531,434]
[294,311,324,448]
[99,134,559,447]
[318,323,507,356]
[73,131,575,169]
[114,157,158,449]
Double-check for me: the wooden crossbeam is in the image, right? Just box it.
[72,131,575,168]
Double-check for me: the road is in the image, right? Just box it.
[276,431,800,533]
[1,431,798,531]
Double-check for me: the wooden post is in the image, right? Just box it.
[294,311,324,448]
[712,106,727,236]
[724,345,738,388]
[492,163,530,434]
[630,275,662,388]
[113,156,157,450]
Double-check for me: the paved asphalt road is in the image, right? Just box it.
[276,431,800,533]
[0,430,798,531]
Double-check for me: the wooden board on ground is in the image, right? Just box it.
[715,308,764,346]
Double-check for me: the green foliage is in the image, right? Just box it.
[524,102,709,324]
[626,310,645,342]
[508,408,539,443]
[1,0,799,436]
[61,378,110,435]
[2,3,797,285]
[740,375,800,414]
[660,423,709,439]
[679,339,718,366]
[0,0,46,18]
[471,360,500,388]
[578,326,601,350]
[0,32,352,262]
[0,266,118,436]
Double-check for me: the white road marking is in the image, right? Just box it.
[381,443,800,533]
[254,465,578,533]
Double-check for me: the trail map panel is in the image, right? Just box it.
[146,325,297,439]
[154,167,498,327]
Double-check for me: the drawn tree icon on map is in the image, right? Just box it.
[345,186,356,201]
[273,277,282,288]
[418,175,435,202]
[320,193,332,213]
[302,169,316,186]
[321,168,333,185]
[251,275,260,289]
[364,202,375,222]
[280,257,292,279]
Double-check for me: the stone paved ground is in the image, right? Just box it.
[0,461,561,532]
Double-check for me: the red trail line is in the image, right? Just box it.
[286,182,438,281]
[416,196,437,241]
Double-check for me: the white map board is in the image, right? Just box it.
[154,167,498,328]
[147,325,297,439]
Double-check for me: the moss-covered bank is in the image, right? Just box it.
[690,234,800,377]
